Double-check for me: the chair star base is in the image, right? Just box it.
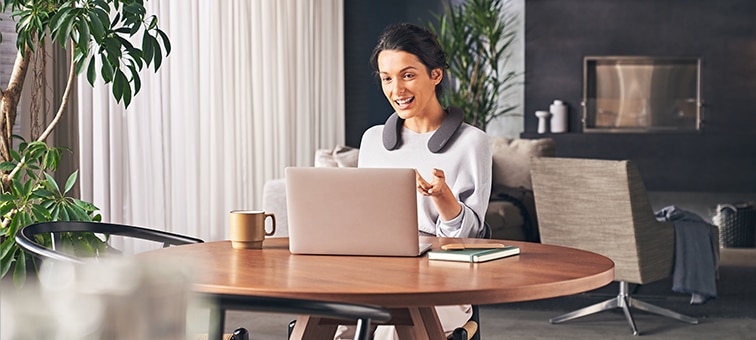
[548,281,698,336]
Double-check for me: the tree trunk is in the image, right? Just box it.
[0,48,32,165]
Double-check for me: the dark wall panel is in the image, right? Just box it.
[344,0,443,147]
[524,0,756,192]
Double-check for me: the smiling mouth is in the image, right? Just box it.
[394,96,414,109]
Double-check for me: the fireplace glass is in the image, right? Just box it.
[583,56,701,132]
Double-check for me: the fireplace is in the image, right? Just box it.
[582,56,701,133]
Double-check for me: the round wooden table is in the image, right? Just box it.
[143,237,614,339]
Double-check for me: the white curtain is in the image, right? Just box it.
[76,0,344,251]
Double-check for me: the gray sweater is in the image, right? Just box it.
[358,123,492,238]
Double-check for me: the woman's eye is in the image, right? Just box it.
[403,73,414,79]
[381,76,391,83]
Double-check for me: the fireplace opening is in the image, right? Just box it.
[582,56,701,133]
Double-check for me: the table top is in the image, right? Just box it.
[141,237,614,308]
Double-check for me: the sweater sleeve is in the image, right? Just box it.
[435,128,492,238]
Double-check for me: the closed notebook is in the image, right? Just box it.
[427,246,520,263]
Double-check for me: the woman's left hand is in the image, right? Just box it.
[416,168,462,220]
[416,168,445,196]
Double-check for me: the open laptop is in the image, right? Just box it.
[285,167,432,257]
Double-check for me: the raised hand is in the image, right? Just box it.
[415,168,462,221]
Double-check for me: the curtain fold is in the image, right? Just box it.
[77,0,344,251]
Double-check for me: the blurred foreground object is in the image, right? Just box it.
[1,257,190,340]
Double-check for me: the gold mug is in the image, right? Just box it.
[229,210,276,249]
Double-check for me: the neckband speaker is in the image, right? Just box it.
[382,106,464,153]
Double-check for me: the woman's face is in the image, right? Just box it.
[377,50,442,121]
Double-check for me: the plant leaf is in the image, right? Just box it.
[142,31,154,65]
[87,56,97,86]
[77,16,91,52]
[0,245,15,278]
[157,29,171,56]
[113,69,126,102]
[64,170,79,194]
[44,173,61,195]
[0,162,16,171]
[101,53,114,83]
[88,10,105,42]
[57,12,77,48]
[13,250,26,288]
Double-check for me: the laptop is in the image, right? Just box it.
[285,167,432,257]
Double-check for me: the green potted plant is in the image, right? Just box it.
[427,0,520,131]
[0,140,107,286]
[0,0,171,286]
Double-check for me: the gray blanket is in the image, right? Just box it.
[655,205,718,304]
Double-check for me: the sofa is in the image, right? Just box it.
[262,137,556,241]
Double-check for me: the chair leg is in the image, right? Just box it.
[450,304,481,340]
[629,297,699,324]
[549,281,698,336]
[231,328,249,340]
[353,318,372,340]
[618,295,639,336]
[287,319,296,339]
[451,328,468,340]
[470,305,481,340]
[548,295,620,324]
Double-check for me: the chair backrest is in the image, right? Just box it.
[530,157,674,284]
[15,221,204,264]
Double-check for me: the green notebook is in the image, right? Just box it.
[427,246,520,263]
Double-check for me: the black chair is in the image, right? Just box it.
[16,221,391,340]
[210,293,391,340]
[15,221,204,264]
[14,221,251,339]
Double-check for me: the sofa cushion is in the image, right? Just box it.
[315,145,359,168]
[489,137,556,242]
[490,137,556,191]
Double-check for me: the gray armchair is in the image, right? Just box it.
[530,157,699,336]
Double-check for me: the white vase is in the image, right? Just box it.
[549,100,568,133]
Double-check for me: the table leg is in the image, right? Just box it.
[289,315,338,340]
[395,307,445,340]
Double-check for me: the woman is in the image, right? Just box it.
[361,22,491,239]
[338,22,492,339]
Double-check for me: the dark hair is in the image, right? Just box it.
[369,23,449,98]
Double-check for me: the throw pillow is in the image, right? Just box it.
[315,145,359,168]
[489,137,556,190]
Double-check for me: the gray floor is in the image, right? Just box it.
[221,306,756,339]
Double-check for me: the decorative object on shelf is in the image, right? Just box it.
[549,100,568,133]
[535,110,551,134]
